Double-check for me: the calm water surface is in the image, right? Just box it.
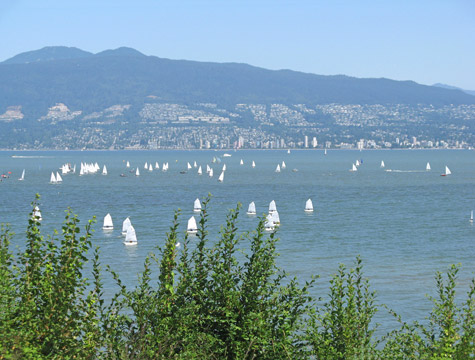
[1,149,474,333]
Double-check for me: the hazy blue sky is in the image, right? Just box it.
[1,0,474,89]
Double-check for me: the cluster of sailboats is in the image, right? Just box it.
[102,213,137,245]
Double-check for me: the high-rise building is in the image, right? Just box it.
[312,137,318,148]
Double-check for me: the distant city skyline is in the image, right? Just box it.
[1,0,474,90]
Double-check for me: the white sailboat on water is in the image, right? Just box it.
[222,164,226,172]
[126,161,130,168]
[144,162,148,170]
[380,161,385,168]
[247,201,256,215]
[103,213,113,230]
[187,216,198,234]
[304,198,314,212]
[240,159,244,165]
[50,172,57,183]
[193,198,202,212]
[18,169,25,181]
[56,172,63,183]
[264,214,275,232]
[155,162,160,169]
[197,166,202,175]
[426,162,431,171]
[124,225,137,245]
[470,210,473,223]
[349,163,358,172]
[269,200,277,214]
[270,211,280,226]
[252,161,256,168]
[102,165,108,175]
[187,162,192,170]
[32,206,42,221]
[218,171,224,182]
[275,164,281,173]
[209,168,214,177]
[122,217,131,236]
[441,166,451,176]
[148,164,153,171]
[282,161,286,169]
[136,168,140,176]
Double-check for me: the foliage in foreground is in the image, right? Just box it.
[0,195,474,359]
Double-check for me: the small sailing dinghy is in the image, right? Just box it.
[32,206,42,221]
[126,161,130,168]
[222,164,226,172]
[282,161,286,169]
[194,161,197,168]
[187,216,198,234]
[102,165,108,175]
[247,202,256,215]
[380,161,385,168]
[441,166,451,176]
[56,172,63,183]
[103,213,113,230]
[155,162,160,169]
[135,168,140,176]
[187,162,192,170]
[122,217,131,236]
[252,161,256,168]
[426,162,431,171]
[271,211,280,226]
[193,198,202,212]
[209,168,214,177]
[275,164,281,173]
[144,162,148,169]
[218,171,224,182]
[470,210,473,223]
[18,169,25,181]
[304,199,314,212]
[124,225,137,245]
[269,200,277,214]
[50,172,57,183]
[240,159,244,165]
[349,163,357,172]
[264,214,275,232]
[197,166,202,175]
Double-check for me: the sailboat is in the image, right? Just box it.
[304,199,314,212]
[380,161,385,168]
[32,206,42,221]
[103,213,113,230]
[269,200,277,214]
[426,162,431,171]
[144,162,148,169]
[72,164,76,173]
[56,172,63,183]
[122,217,131,235]
[264,214,275,232]
[148,164,153,171]
[155,162,160,169]
[275,164,281,173]
[187,216,198,234]
[218,171,224,182]
[209,168,214,177]
[193,198,202,212]
[50,172,57,183]
[441,166,451,176]
[470,210,473,223]
[240,159,244,165]
[126,161,130,168]
[206,164,211,173]
[124,225,137,245]
[135,168,140,176]
[252,161,256,168]
[102,165,108,175]
[222,164,226,172]
[270,211,280,226]
[349,163,357,172]
[324,149,327,155]
[282,161,286,169]
[18,169,25,181]
[187,162,192,170]
[287,149,291,154]
[197,166,202,175]
[247,201,256,215]
[194,161,197,168]
[355,159,361,167]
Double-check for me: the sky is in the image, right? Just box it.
[1,0,474,89]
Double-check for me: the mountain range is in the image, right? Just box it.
[1,46,474,120]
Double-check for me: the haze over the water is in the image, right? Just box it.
[0,0,474,90]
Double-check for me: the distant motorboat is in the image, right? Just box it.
[441,166,451,176]
[223,153,232,157]
[247,201,256,215]
[193,198,202,212]
[122,217,131,236]
[124,225,137,245]
[103,213,113,230]
[426,162,431,171]
[18,169,25,181]
[187,216,198,234]
[304,198,314,212]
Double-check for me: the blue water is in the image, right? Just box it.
[1,149,474,333]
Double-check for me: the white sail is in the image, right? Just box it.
[445,166,451,175]
[247,201,256,215]
[470,210,473,223]
[187,162,192,170]
[155,162,160,169]
[269,200,277,214]
[73,164,76,173]
[102,165,108,175]
[252,161,256,168]
[32,206,42,221]
[193,198,202,212]
[149,164,153,171]
[271,211,280,226]
[144,162,148,169]
[282,161,286,169]
[122,217,131,235]
[275,164,281,173]
[124,225,137,245]
[103,213,113,230]
[380,161,385,168]
[356,159,361,167]
[350,163,357,172]
[56,172,63,182]
[324,149,327,155]
[206,164,211,173]
[288,149,291,154]
[50,172,57,183]
[305,198,314,212]
[126,161,130,168]
[19,169,25,181]
[240,159,244,165]
[209,168,214,177]
[136,168,140,176]
[187,216,198,234]
[218,171,224,182]
[264,214,275,231]
[197,166,202,175]
[194,161,197,168]
[426,162,431,171]
[222,164,226,172]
